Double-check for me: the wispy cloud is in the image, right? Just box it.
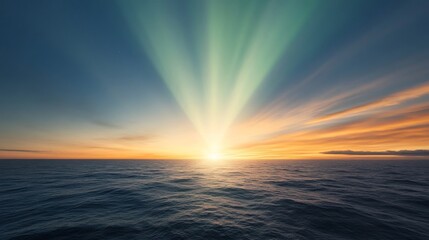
[83,146,125,151]
[226,101,429,159]
[312,81,429,123]
[116,135,154,142]
[0,149,48,153]
[94,134,156,144]
[322,150,429,157]
[91,120,121,129]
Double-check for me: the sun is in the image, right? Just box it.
[206,151,222,161]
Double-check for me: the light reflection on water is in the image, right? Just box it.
[1,160,428,240]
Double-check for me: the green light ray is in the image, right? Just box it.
[120,0,316,151]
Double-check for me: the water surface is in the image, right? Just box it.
[1,160,428,240]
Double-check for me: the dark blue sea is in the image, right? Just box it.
[1,160,428,240]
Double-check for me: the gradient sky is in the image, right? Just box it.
[1,0,429,160]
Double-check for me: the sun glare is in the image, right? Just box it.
[207,152,221,161]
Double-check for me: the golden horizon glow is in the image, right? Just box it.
[1,1,428,160]
[207,152,221,161]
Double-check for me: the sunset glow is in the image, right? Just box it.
[2,2,429,240]
[207,152,221,161]
[0,0,428,160]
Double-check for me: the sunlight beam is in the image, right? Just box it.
[120,0,316,154]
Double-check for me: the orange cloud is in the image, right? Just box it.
[313,82,429,123]
[225,91,429,159]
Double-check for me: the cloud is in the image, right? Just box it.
[231,104,429,156]
[312,81,429,123]
[0,149,48,153]
[95,134,155,142]
[322,150,429,157]
[117,135,154,142]
[91,120,121,129]
[83,146,124,151]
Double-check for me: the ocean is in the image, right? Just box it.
[1,160,428,240]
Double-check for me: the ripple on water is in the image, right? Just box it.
[0,160,428,240]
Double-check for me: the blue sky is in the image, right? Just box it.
[1,0,428,159]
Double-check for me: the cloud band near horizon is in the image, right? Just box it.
[322,150,429,157]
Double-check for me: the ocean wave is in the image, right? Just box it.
[1,160,428,240]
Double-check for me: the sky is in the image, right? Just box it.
[0,0,429,160]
